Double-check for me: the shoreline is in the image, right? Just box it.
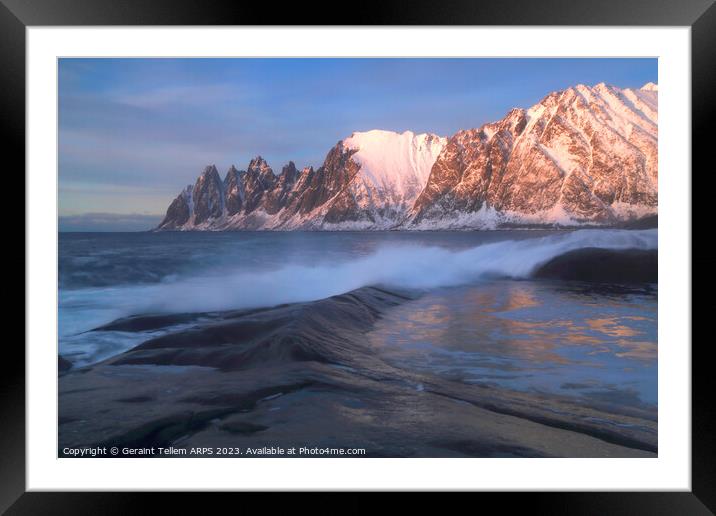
[59,214,658,234]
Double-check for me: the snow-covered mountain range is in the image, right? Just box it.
[157,82,657,231]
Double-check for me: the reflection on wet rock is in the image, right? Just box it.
[368,281,657,409]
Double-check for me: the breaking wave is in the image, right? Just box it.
[61,229,657,329]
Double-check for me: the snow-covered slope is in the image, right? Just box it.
[343,130,446,209]
[409,82,658,228]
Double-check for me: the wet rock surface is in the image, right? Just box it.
[59,287,656,458]
[533,248,657,283]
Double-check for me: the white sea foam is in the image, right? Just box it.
[60,229,657,335]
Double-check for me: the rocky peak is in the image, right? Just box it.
[242,157,275,213]
[304,142,361,214]
[281,161,298,181]
[193,165,223,200]
[293,166,314,191]
[196,164,221,184]
[261,161,300,215]
[247,156,274,182]
[225,164,240,178]
[410,82,657,228]
[224,165,245,216]
[156,184,193,230]
[192,164,224,224]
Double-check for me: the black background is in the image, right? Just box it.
[3,0,713,513]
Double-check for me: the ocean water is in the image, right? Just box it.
[58,229,657,411]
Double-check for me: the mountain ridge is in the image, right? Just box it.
[157,82,657,231]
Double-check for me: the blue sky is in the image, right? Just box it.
[58,58,657,230]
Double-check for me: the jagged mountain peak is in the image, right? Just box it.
[191,165,224,224]
[224,164,241,179]
[199,164,220,178]
[248,156,272,172]
[410,82,657,228]
[223,165,243,188]
[279,161,299,183]
[281,161,297,173]
[641,82,658,91]
[194,165,222,188]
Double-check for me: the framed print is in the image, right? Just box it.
[6,0,714,512]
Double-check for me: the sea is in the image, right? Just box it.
[58,229,658,414]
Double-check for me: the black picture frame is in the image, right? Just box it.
[5,0,713,512]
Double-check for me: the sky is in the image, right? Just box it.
[58,58,657,231]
